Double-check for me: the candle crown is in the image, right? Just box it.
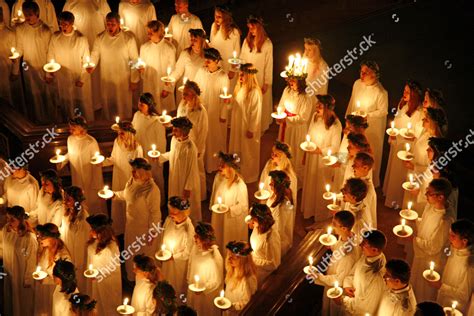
[283,52,308,79]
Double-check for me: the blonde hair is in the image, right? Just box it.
[271,147,297,180]
[212,8,240,40]
[234,71,261,101]
[225,251,257,283]
[118,131,139,151]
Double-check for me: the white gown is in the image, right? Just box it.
[239,38,273,132]
[1,228,37,316]
[118,1,156,46]
[346,79,389,187]
[59,209,89,292]
[167,13,203,55]
[306,58,329,96]
[139,39,176,112]
[131,277,156,316]
[250,226,281,285]
[47,30,94,121]
[301,116,342,220]
[383,106,423,207]
[104,139,143,234]
[186,244,224,316]
[91,30,139,119]
[3,172,39,213]
[333,134,349,191]
[52,285,78,316]
[223,275,258,315]
[64,134,106,214]
[362,175,377,228]
[30,189,64,227]
[161,217,195,295]
[177,102,208,200]
[160,137,201,222]
[209,24,241,74]
[277,87,313,182]
[267,197,295,256]
[229,87,262,183]
[194,67,230,172]
[259,160,298,211]
[12,0,58,31]
[376,285,417,316]
[87,240,122,316]
[115,177,161,280]
[0,24,15,106]
[210,173,249,253]
[410,204,452,302]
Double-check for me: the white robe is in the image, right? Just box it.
[223,275,257,315]
[131,277,156,316]
[240,38,273,132]
[346,79,388,187]
[362,175,377,228]
[210,173,249,253]
[104,139,143,234]
[0,24,16,106]
[277,87,313,182]
[376,285,417,316]
[342,252,386,315]
[59,210,89,292]
[187,244,224,316]
[139,39,176,112]
[160,137,201,222]
[161,217,195,295]
[30,189,64,227]
[259,160,298,211]
[301,116,342,220]
[343,201,372,245]
[267,197,295,256]
[437,247,473,314]
[250,226,281,285]
[3,172,39,213]
[306,58,329,97]
[229,87,263,183]
[410,204,452,302]
[91,30,139,119]
[115,177,161,280]
[47,30,94,121]
[209,24,241,73]
[64,134,106,214]
[87,240,122,316]
[333,134,349,190]
[383,106,423,207]
[118,1,156,46]
[194,67,230,172]
[1,228,37,316]
[167,13,203,56]
[12,0,58,31]
[52,285,78,316]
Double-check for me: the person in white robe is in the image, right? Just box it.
[194,48,230,173]
[89,12,139,119]
[432,219,474,314]
[160,117,201,222]
[224,241,258,315]
[161,196,195,295]
[47,12,94,121]
[383,81,424,208]
[240,17,273,132]
[410,178,454,302]
[187,222,224,316]
[29,169,64,227]
[113,158,161,281]
[228,63,263,183]
[2,166,39,213]
[167,0,203,56]
[34,223,72,316]
[132,93,166,201]
[85,214,122,316]
[210,152,249,253]
[340,132,373,190]
[248,204,281,285]
[59,186,90,292]
[352,152,377,227]
[69,293,98,315]
[304,38,329,98]
[131,254,161,315]
[13,2,53,123]
[12,0,58,31]
[345,61,388,188]
[276,76,313,183]
[312,210,358,316]
[119,0,156,46]
[58,117,106,214]
[102,121,143,235]
[341,178,371,242]
[376,259,417,316]
[2,206,38,316]
[52,259,79,316]
[338,229,387,315]
[267,170,295,256]
[152,280,179,314]
[301,94,342,222]
[139,20,177,112]
[0,15,17,107]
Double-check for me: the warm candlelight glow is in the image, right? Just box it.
[325,184,330,193]
[233,51,237,59]
[306,134,311,143]
[356,100,361,109]
[409,173,414,184]
[332,194,337,205]
[308,256,313,266]
[217,196,222,205]
[334,281,339,289]
[223,87,228,96]
[327,226,333,235]
[391,121,395,129]
[89,264,93,271]
[194,274,200,288]
[36,266,41,273]
[161,244,166,251]
[169,241,175,253]
[220,290,224,298]
[123,298,129,306]
[17,10,22,17]
[115,116,120,124]
[405,143,410,152]
[56,149,61,156]
[401,219,406,227]
[259,182,264,191]
[104,185,109,191]
[407,201,413,210]
[277,106,283,115]
[452,301,458,310]
[407,122,412,130]
[166,66,171,76]
[162,110,167,117]
[151,144,156,151]
[183,77,188,84]
[165,27,169,34]
[429,261,435,273]
[327,149,332,157]
[288,55,295,68]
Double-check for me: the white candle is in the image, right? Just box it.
[217,196,222,209]
[332,194,337,205]
[277,106,283,115]
[407,122,412,130]
[56,149,61,157]
[405,143,410,152]
[288,55,295,68]
[409,173,414,185]
[151,144,156,152]
[17,10,22,17]
[36,266,41,273]
[451,301,458,312]
[123,298,129,306]
[334,281,340,290]
[232,51,237,59]
[94,151,99,159]
[391,121,395,129]
[356,100,361,109]
[325,184,331,193]
[407,201,413,211]
[305,134,311,146]
[429,261,435,275]
[308,255,313,267]
[11,47,16,54]
[327,149,332,157]
[194,275,200,288]
[223,87,228,97]
[162,110,167,117]
[161,244,166,252]
[104,185,109,192]
[115,116,120,124]
[166,66,171,77]
[220,289,224,298]
[259,182,264,191]
[89,264,93,271]
[401,218,406,230]
[327,226,333,236]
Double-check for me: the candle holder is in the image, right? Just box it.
[399,203,419,221]
[254,183,271,200]
[111,116,120,131]
[397,149,414,161]
[214,291,232,309]
[392,223,413,238]
[402,181,419,191]
[399,127,415,139]
[98,186,114,199]
[188,279,206,293]
[386,126,399,137]
[319,233,337,246]
[300,136,316,152]
[211,203,229,214]
[83,265,99,278]
[32,267,48,281]
[271,111,287,119]
[82,61,96,70]
[90,152,105,165]
[147,145,161,158]
[351,110,367,118]
[116,302,134,315]
[49,150,66,164]
[160,75,175,83]
[326,285,343,299]
[228,51,242,66]
[158,111,172,124]
[9,48,21,60]
[155,245,172,261]
[323,185,334,200]
[219,87,233,100]
[322,152,338,166]
[443,305,462,316]
[422,269,440,282]
[43,60,61,73]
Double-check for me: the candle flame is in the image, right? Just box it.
[217,196,222,204]
[327,149,332,157]
[407,122,412,129]
[36,266,41,272]
[401,218,406,226]
[104,185,109,191]
[332,194,337,204]
[405,143,410,152]
[233,51,237,59]
[259,182,264,190]
[162,110,167,117]
[429,261,435,270]
[115,116,120,124]
[334,281,339,288]
[89,264,93,270]
[223,86,228,96]
[194,275,200,283]
[123,297,128,305]
[120,18,124,26]
[325,184,330,192]
[452,301,458,310]
[18,10,22,17]
[306,134,311,142]
[56,149,60,155]
[165,27,169,34]
[183,77,188,84]
[166,66,171,76]
[95,151,99,157]
[407,201,413,210]
[161,244,166,251]
[391,121,395,129]
[356,100,361,108]
[152,144,156,151]
[308,255,313,265]
[11,47,15,54]
[327,226,332,235]
[220,289,224,298]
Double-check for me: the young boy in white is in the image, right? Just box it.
[351,152,377,228]
[341,177,370,243]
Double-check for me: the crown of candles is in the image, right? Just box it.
[283,53,308,79]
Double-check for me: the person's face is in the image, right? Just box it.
[218,163,232,179]
[422,114,432,130]
[182,87,196,103]
[24,10,39,25]
[89,229,98,240]
[288,78,298,91]
[425,186,444,205]
[347,141,358,157]
[53,275,62,286]
[304,43,318,59]
[6,215,20,229]
[193,234,204,249]
[132,168,147,182]
[360,239,379,257]
[248,218,258,230]
[383,271,403,290]
[41,179,54,194]
[172,127,185,139]
[269,179,276,194]
[227,252,239,268]
[12,168,27,179]
[69,124,85,136]
[239,71,247,84]
[360,65,376,84]
[341,186,356,204]
[59,19,74,34]
[247,23,257,37]
[204,58,218,71]
[214,10,223,26]
[39,236,54,248]
[352,160,369,177]
[147,27,162,43]
[169,206,187,223]
[315,101,325,116]
[331,218,349,236]
[138,101,149,115]
[448,230,468,249]
[423,91,431,109]
[106,18,120,35]
[402,85,410,102]
[64,194,75,208]
[175,1,188,14]
[190,35,203,51]
[271,148,284,164]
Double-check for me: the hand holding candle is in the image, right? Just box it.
[254,182,270,200]
[423,261,440,282]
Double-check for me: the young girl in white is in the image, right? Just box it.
[303,38,329,96]
[2,165,39,213]
[131,254,162,315]
[152,280,178,315]
[30,169,64,227]
[52,259,78,316]
[210,152,248,252]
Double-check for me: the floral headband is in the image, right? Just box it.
[240,63,258,74]
[226,240,253,256]
[118,121,136,134]
[216,151,240,170]
[274,141,292,158]
[168,196,190,211]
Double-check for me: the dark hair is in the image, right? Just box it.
[106,12,120,22]
[36,223,61,239]
[347,132,372,153]
[427,137,451,161]
[403,80,423,116]
[414,301,444,316]
[360,60,380,78]
[385,259,411,284]
[425,88,445,108]
[139,92,159,116]
[184,80,201,96]
[269,170,293,208]
[203,47,222,61]
[177,305,197,316]
[86,215,116,254]
[133,254,161,283]
[171,116,193,134]
[40,169,63,202]
[316,94,337,129]
[226,240,253,256]
[147,20,164,33]
[153,280,178,314]
[63,186,85,225]
[69,293,97,312]
[168,196,191,211]
[334,210,355,230]
[6,206,32,237]
[250,203,275,234]
[363,229,387,250]
[53,259,77,294]
[425,107,448,136]
[22,1,40,15]
[68,116,88,129]
[345,114,369,130]
[451,219,474,246]
[217,151,241,171]
[195,222,216,248]
[343,177,368,202]
[288,77,307,94]
[59,11,75,23]
[428,178,452,199]
[354,152,374,169]
[273,141,292,159]
[129,157,152,171]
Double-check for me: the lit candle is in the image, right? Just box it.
[405,143,410,152]
[220,289,224,298]
[259,182,264,191]
[17,10,22,17]
[56,149,61,157]
[160,244,166,256]
[183,77,188,84]
[94,151,99,159]
[308,255,313,268]
[104,185,109,192]
[401,219,406,231]
[325,184,331,193]
[50,59,55,64]
[115,116,120,124]
[305,134,311,146]
[407,201,413,211]
[217,196,222,209]
[327,149,332,157]
[166,66,171,77]
[407,122,412,130]
[429,261,435,275]
[152,144,156,151]
[334,281,340,290]
[288,55,295,68]
[451,301,458,312]
[332,194,337,205]
[36,266,41,273]
[89,264,93,271]
[162,110,167,117]
[327,226,333,236]
[223,87,228,97]
[194,275,200,288]
[11,47,16,54]
[277,106,283,115]
[233,51,237,59]
[409,173,414,186]
[123,298,129,306]
[391,121,395,129]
